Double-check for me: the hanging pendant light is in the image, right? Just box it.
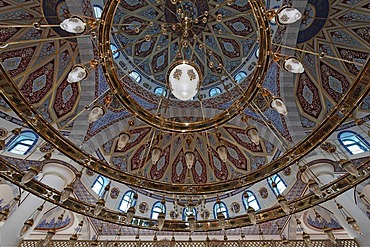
[270,97,288,115]
[277,195,290,214]
[43,229,56,246]
[188,214,196,232]
[21,166,40,184]
[323,227,336,244]
[346,217,362,234]
[307,179,322,197]
[339,160,359,177]
[0,208,9,222]
[283,57,305,73]
[20,218,34,236]
[185,151,195,169]
[157,212,165,230]
[93,198,105,216]
[247,206,257,224]
[88,106,105,123]
[117,132,130,150]
[69,233,78,247]
[126,206,136,224]
[217,145,228,162]
[67,65,88,83]
[151,147,162,164]
[302,232,313,247]
[246,127,260,145]
[217,212,226,229]
[60,183,74,202]
[60,16,87,34]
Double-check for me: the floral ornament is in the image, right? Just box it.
[39,143,54,153]
[86,169,94,176]
[110,187,120,199]
[200,209,210,219]
[187,69,196,81]
[231,202,240,213]
[283,167,291,176]
[173,69,182,80]
[320,141,336,153]
[139,202,148,213]
[169,210,179,219]
[259,187,268,199]
[0,128,8,138]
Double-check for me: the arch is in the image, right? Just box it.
[151,201,166,220]
[91,175,109,196]
[242,190,260,211]
[6,130,38,155]
[182,207,197,221]
[119,190,137,213]
[234,71,247,83]
[129,70,141,83]
[268,174,287,196]
[154,87,166,96]
[338,130,369,155]
[213,201,229,219]
[209,87,222,97]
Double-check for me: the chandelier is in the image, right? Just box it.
[0,0,370,242]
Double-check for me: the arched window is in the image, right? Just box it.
[234,71,247,83]
[91,175,109,196]
[213,201,229,219]
[129,71,141,83]
[119,191,137,213]
[151,201,166,220]
[242,191,260,211]
[182,207,197,221]
[209,87,222,97]
[338,131,369,155]
[110,44,120,59]
[268,174,287,196]
[6,130,38,155]
[93,5,103,19]
[154,87,166,96]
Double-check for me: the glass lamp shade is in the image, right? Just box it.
[185,151,195,169]
[20,219,34,236]
[60,183,74,202]
[60,16,86,34]
[21,166,39,184]
[271,98,288,115]
[283,57,304,73]
[43,229,56,245]
[69,233,78,246]
[188,214,196,232]
[302,232,313,247]
[67,65,88,83]
[346,217,362,234]
[340,160,359,177]
[0,208,9,222]
[308,179,322,197]
[217,145,228,162]
[247,206,257,224]
[323,227,336,244]
[217,212,226,229]
[168,62,200,101]
[157,212,166,230]
[277,195,290,214]
[93,199,105,216]
[88,106,105,123]
[151,147,162,164]
[117,132,130,150]
[246,127,260,145]
[126,206,136,224]
[277,7,302,24]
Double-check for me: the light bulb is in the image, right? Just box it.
[217,212,226,229]
[151,147,162,164]
[308,179,322,197]
[117,132,130,150]
[302,232,313,247]
[93,199,105,216]
[277,195,290,214]
[340,160,359,177]
[247,206,257,224]
[60,16,86,34]
[20,219,34,236]
[157,212,166,230]
[60,183,74,202]
[88,106,105,123]
[217,145,228,162]
[21,166,39,184]
[246,127,260,145]
[185,151,195,169]
[283,57,304,73]
[67,65,88,83]
[126,206,136,224]
[0,208,9,222]
[347,217,362,234]
[271,98,288,115]
[323,227,336,244]
[277,7,302,24]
